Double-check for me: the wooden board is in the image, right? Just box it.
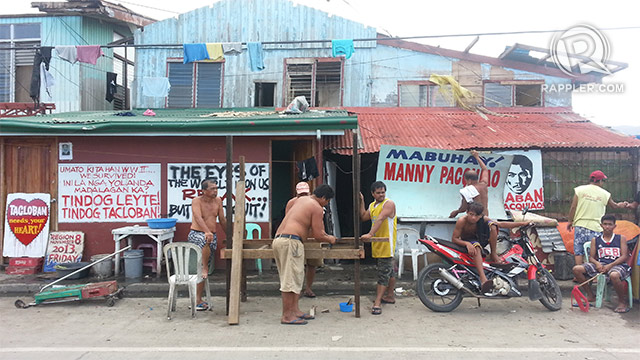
[222,247,364,260]
[235,237,388,246]
[228,178,246,325]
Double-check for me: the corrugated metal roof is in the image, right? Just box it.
[0,108,357,135]
[325,107,640,154]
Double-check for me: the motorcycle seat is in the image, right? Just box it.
[488,262,517,271]
[437,239,489,256]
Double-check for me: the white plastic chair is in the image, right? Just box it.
[246,223,263,273]
[396,227,429,280]
[163,242,211,320]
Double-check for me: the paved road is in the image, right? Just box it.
[1,294,638,360]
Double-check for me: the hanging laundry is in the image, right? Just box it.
[142,77,171,97]
[332,39,355,59]
[247,42,265,72]
[105,72,117,103]
[183,43,209,64]
[77,45,104,65]
[40,62,55,101]
[55,46,77,64]
[222,42,242,55]
[29,50,44,103]
[113,111,135,116]
[205,43,224,61]
[40,47,53,70]
[297,157,320,182]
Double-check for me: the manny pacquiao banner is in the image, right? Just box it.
[376,145,513,219]
[498,150,544,211]
[3,193,51,257]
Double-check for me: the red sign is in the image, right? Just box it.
[6,198,49,246]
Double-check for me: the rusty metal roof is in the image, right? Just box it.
[325,107,640,154]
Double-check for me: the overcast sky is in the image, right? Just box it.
[3,0,638,129]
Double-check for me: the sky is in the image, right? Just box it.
[3,0,638,130]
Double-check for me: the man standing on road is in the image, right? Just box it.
[273,184,336,325]
[285,182,322,298]
[359,181,397,315]
[567,170,627,266]
[450,150,489,218]
[188,179,227,311]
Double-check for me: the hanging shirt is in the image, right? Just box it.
[105,72,117,103]
[369,198,397,258]
[76,45,104,65]
[29,51,44,102]
[40,62,55,101]
[297,157,319,181]
[183,43,209,64]
[247,42,265,71]
[142,77,171,97]
[331,39,355,59]
[55,46,77,64]
[40,47,53,70]
[222,42,242,55]
[205,43,224,61]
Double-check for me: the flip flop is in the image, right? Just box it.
[572,302,594,308]
[299,313,315,320]
[302,291,316,298]
[281,317,308,325]
[614,307,631,313]
[381,299,396,304]
[371,306,382,315]
[195,302,209,311]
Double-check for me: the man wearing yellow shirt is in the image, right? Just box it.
[359,181,397,315]
[567,170,627,266]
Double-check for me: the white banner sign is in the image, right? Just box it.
[3,193,51,257]
[499,150,544,211]
[167,163,269,223]
[376,145,513,219]
[58,164,161,222]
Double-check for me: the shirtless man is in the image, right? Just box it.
[452,202,529,292]
[273,184,337,325]
[189,179,227,311]
[449,150,489,218]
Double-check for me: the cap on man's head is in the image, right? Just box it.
[296,182,310,195]
[590,170,607,181]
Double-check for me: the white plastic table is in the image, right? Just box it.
[111,226,176,277]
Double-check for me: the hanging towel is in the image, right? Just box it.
[183,43,209,63]
[297,157,320,182]
[76,45,104,65]
[222,42,242,55]
[55,46,77,64]
[142,77,171,97]
[106,72,118,103]
[40,46,53,70]
[247,42,265,72]
[205,43,224,61]
[459,185,480,203]
[332,39,355,59]
[40,62,55,101]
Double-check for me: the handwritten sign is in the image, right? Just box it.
[43,232,84,272]
[498,150,544,211]
[3,193,51,257]
[376,145,512,219]
[167,163,269,222]
[58,164,161,223]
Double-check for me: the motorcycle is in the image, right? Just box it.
[415,210,562,312]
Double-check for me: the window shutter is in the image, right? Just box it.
[285,63,313,106]
[195,62,222,108]
[0,44,10,102]
[167,62,194,108]
[400,84,428,107]
[15,41,39,66]
[429,85,454,107]
[484,83,513,107]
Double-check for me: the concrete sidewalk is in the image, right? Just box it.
[0,261,580,298]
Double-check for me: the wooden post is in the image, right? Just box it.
[352,129,361,318]
[123,45,129,110]
[0,138,4,265]
[239,157,248,303]
[228,159,246,325]
[225,136,233,314]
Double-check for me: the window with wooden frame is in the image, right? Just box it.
[284,58,343,107]
[166,60,223,108]
[483,80,544,107]
[397,80,455,107]
[0,23,41,103]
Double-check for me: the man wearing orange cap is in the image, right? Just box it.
[286,182,323,298]
[567,170,627,266]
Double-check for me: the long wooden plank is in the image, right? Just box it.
[222,247,364,260]
[228,178,246,325]
[235,237,388,245]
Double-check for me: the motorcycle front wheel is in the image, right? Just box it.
[537,267,562,311]
[416,263,464,312]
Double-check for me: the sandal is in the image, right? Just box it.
[281,317,308,325]
[371,306,382,315]
[614,307,630,313]
[195,302,209,311]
